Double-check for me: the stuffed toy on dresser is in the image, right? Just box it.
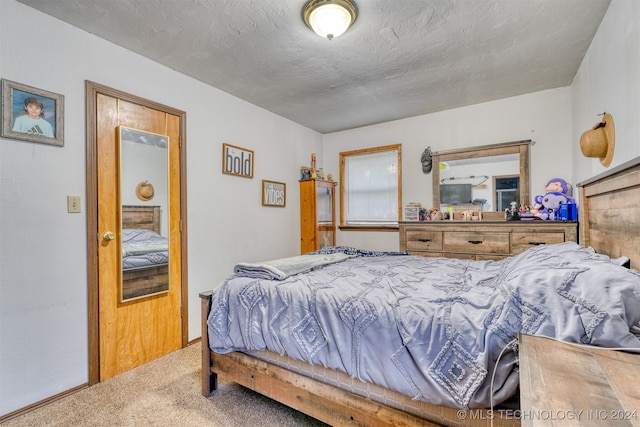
[530,178,575,220]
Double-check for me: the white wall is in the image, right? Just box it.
[571,0,640,183]
[324,88,572,251]
[324,0,639,253]
[0,0,321,416]
[121,138,169,235]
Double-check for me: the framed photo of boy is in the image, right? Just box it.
[262,180,286,207]
[1,79,64,147]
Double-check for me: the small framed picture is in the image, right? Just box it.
[1,79,64,147]
[262,180,286,207]
[222,143,254,178]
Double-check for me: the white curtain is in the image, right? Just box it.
[344,149,398,224]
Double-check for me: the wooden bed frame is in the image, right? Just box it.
[122,205,162,231]
[122,205,169,300]
[577,157,640,270]
[200,157,640,427]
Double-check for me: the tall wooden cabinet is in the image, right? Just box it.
[300,179,336,254]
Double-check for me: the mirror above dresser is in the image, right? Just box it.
[401,139,580,260]
[431,140,532,213]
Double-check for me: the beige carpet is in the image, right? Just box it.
[2,344,328,426]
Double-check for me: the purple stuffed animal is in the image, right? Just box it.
[533,192,570,220]
[531,178,575,220]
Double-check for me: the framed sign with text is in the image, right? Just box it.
[222,143,253,178]
[262,180,286,207]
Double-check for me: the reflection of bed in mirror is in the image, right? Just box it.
[122,205,169,300]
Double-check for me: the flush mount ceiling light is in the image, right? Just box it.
[303,0,357,40]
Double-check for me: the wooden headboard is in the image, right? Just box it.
[122,205,161,234]
[578,156,640,270]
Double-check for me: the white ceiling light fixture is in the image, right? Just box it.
[303,0,358,40]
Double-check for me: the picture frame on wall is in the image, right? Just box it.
[222,143,254,178]
[1,79,64,147]
[262,180,286,207]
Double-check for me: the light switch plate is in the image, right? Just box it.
[67,196,81,213]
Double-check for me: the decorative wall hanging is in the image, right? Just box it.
[580,112,615,167]
[421,147,433,174]
[262,180,286,207]
[1,79,64,147]
[222,143,254,178]
[136,181,155,201]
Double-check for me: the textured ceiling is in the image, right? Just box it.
[18,0,611,133]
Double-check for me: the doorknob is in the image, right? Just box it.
[103,231,117,241]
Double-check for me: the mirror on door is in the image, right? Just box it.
[118,126,170,302]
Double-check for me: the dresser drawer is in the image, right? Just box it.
[405,230,443,251]
[409,251,445,258]
[443,232,510,254]
[399,221,577,261]
[443,252,509,261]
[511,232,567,254]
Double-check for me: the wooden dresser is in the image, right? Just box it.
[399,221,578,260]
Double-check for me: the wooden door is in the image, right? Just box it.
[86,82,187,382]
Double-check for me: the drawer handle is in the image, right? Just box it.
[528,241,546,246]
[417,238,432,242]
[468,240,483,244]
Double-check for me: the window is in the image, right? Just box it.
[339,144,401,229]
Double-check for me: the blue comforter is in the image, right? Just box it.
[207,242,640,409]
[122,228,168,270]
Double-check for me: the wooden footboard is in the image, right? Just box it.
[199,291,518,427]
[123,265,169,300]
[200,291,217,397]
[200,291,438,426]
